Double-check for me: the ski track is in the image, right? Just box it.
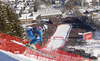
[44,24,72,51]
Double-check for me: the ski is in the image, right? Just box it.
[11,40,56,58]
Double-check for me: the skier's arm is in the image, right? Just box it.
[39,30,44,46]
[40,31,43,44]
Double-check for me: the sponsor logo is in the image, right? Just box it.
[84,33,92,40]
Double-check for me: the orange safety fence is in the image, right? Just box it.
[0,32,92,61]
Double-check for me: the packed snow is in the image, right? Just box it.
[44,24,72,51]
[0,50,38,61]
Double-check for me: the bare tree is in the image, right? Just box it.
[45,0,52,7]
[64,0,82,15]
[34,1,41,12]
[92,0,96,6]
[64,0,75,10]
[64,0,83,10]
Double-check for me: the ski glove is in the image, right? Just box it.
[41,43,44,47]
[41,45,44,47]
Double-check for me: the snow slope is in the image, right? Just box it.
[45,24,72,51]
[0,51,19,61]
[0,50,38,61]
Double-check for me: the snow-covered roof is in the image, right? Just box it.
[86,8,93,12]
[1,0,8,2]
[93,13,98,15]
[93,14,100,19]
[19,13,30,20]
[35,9,62,16]
[19,9,62,20]
[93,8,99,11]
[9,0,15,1]
[19,12,39,20]
[79,7,100,13]
[25,6,30,10]
[83,0,92,3]
[78,9,86,13]
[17,3,24,8]
[40,4,46,9]
[22,9,29,13]
[28,14,39,20]
[17,0,24,1]
[65,0,68,3]
[15,10,20,14]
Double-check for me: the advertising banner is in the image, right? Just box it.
[83,32,92,40]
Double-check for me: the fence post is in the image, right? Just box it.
[89,58,91,61]
[37,52,39,60]
[70,53,73,61]
[49,46,53,61]
[58,50,63,61]
[63,56,65,61]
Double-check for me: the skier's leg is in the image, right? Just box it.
[27,35,37,45]
[30,39,40,49]
[30,43,37,50]
[29,39,40,49]
[39,30,43,44]
[33,39,40,45]
[30,39,36,44]
[29,36,39,49]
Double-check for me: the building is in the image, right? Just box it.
[37,9,62,19]
[80,0,99,6]
[19,9,62,24]
[19,13,33,24]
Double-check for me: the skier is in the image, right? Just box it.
[26,24,48,49]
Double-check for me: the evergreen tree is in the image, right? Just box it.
[0,1,24,38]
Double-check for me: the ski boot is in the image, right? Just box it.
[30,44,37,50]
[26,43,31,47]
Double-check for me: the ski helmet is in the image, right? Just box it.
[43,24,48,30]
[25,26,32,30]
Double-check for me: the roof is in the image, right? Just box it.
[19,9,62,20]
[19,13,30,20]
[25,6,30,10]
[93,14,100,19]
[79,9,86,13]
[33,9,62,16]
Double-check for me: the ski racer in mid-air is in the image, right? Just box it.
[26,24,48,49]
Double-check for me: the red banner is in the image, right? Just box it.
[84,32,92,40]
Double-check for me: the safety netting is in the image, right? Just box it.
[0,32,91,61]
